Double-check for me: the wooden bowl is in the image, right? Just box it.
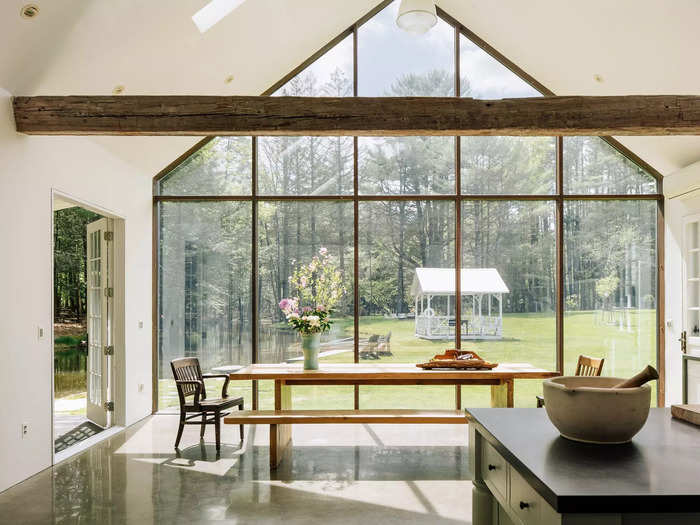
[543,376,651,444]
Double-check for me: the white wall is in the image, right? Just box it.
[664,162,700,405]
[0,89,153,492]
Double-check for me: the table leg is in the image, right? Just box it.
[270,380,292,468]
[490,379,514,408]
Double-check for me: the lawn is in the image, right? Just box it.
[158,310,657,411]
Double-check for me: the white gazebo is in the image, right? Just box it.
[410,268,510,340]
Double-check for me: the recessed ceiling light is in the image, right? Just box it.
[20,4,39,19]
[112,85,125,95]
[594,74,603,83]
[225,75,234,84]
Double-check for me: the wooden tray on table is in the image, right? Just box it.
[416,349,498,370]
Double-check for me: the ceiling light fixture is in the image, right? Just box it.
[396,0,437,35]
[192,0,246,33]
[20,4,39,19]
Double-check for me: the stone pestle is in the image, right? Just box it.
[612,365,659,389]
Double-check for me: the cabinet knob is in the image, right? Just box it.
[487,464,497,471]
[519,501,530,510]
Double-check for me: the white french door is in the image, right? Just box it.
[86,218,113,428]
[682,213,700,356]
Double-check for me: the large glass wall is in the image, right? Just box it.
[157,201,252,409]
[564,199,658,402]
[155,0,661,411]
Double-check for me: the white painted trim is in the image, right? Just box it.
[112,219,126,427]
[670,187,700,201]
[52,188,127,219]
[53,426,124,465]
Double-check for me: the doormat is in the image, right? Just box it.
[54,421,104,453]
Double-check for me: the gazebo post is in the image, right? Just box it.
[427,295,432,337]
[499,293,503,336]
[415,296,419,337]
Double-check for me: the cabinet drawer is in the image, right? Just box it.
[508,465,561,525]
[481,440,508,500]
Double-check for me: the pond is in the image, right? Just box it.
[55,345,87,372]
[258,321,352,363]
[54,345,87,397]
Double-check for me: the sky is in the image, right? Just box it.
[275,0,541,100]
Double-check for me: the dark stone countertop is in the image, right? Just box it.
[466,407,700,514]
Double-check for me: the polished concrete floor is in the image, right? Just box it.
[0,415,473,524]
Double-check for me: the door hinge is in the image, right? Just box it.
[103,401,114,412]
[680,330,687,354]
[104,287,114,298]
[103,345,114,356]
[104,231,114,241]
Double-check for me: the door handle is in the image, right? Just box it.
[680,330,687,354]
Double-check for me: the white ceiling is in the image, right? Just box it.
[2,0,699,177]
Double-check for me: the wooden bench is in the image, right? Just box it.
[224,409,468,468]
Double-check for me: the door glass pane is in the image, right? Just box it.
[258,201,355,409]
[564,200,657,404]
[563,137,657,194]
[87,230,102,406]
[462,201,556,407]
[157,202,253,410]
[359,200,455,408]
[358,2,454,96]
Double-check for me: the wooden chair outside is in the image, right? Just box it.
[171,357,244,451]
[537,354,604,407]
[575,355,605,377]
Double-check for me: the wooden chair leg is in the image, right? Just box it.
[175,412,185,449]
[200,413,206,439]
[238,403,244,441]
[214,410,221,451]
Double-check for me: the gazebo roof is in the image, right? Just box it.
[411,268,510,296]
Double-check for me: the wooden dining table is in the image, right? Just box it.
[230,362,558,409]
[228,363,558,467]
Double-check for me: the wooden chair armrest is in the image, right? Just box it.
[202,374,230,398]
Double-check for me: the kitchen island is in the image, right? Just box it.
[467,408,700,524]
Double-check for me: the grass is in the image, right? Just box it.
[54,334,86,346]
[158,310,657,411]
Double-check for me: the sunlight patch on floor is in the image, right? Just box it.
[251,480,472,521]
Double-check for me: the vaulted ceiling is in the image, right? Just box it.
[2,0,699,176]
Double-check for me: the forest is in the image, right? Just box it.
[54,207,101,323]
[155,60,658,382]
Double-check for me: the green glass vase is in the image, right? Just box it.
[301,333,321,370]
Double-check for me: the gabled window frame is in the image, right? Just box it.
[152,0,665,411]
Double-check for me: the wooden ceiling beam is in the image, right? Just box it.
[12,95,700,136]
